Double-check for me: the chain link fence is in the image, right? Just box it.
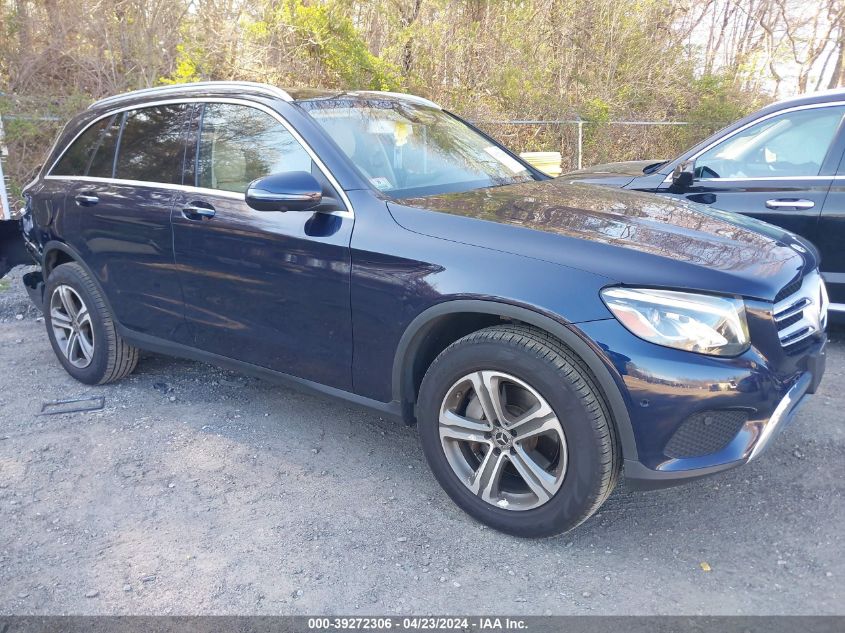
[475,119,728,173]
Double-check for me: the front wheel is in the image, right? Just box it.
[417,325,620,537]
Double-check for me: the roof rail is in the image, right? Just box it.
[355,90,441,110]
[89,81,293,110]
[771,87,845,109]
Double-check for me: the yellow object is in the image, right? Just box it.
[394,122,411,146]
[700,562,712,572]
[520,151,562,177]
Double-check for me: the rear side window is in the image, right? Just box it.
[87,115,122,178]
[115,104,188,184]
[51,117,112,176]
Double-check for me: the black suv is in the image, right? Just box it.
[563,89,845,314]
[0,82,828,537]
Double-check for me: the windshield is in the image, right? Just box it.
[299,98,536,198]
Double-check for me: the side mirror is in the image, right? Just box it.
[246,171,325,212]
[671,160,695,190]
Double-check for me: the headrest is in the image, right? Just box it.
[213,138,248,190]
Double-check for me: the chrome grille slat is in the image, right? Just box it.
[773,297,812,322]
[779,324,816,345]
[772,271,828,348]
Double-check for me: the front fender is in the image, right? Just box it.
[391,299,639,462]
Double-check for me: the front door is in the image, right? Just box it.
[657,104,845,244]
[171,101,354,390]
[815,152,845,308]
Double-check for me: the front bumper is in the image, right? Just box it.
[623,369,815,489]
[575,318,826,490]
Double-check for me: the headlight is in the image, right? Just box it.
[601,287,749,356]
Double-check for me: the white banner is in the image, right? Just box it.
[0,115,10,220]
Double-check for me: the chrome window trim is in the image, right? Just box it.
[829,302,845,313]
[89,82,293,110]
[662,101,845,184]
[44,175,247,201]
[44,97,353,219]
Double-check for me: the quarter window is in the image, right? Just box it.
[114,104,188,184]
[51,117,112,176]
[696,106,845,179]
[196,103,313,193]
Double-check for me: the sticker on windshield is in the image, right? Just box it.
[484,146,526,174]
[370,176,392,190]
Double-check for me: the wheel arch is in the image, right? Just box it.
[43,241,81,277]
[392,299,638,461]
[41,241,119,320]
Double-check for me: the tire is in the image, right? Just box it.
[417,324,620,537]
[43,262,139,385]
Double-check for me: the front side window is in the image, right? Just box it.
[299,98,536,198]
[196,103,313,193]
[115,104,188,184]
[696,105,845,179]
[51,117,113,176]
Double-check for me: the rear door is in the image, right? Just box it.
[657,103,845,242]
[171,100,354,390]
[60,103,190,339]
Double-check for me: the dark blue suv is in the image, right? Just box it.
[0,82,829,537]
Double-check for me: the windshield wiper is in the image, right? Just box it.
[642,160,668,174]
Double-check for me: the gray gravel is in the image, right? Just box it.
[0,271,843,615]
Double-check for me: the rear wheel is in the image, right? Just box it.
[417,325,620,537]
[44,262,138,384]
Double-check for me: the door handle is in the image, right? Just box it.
[182,204,216,220]
[765,198,815,210]
[74,193,99,206]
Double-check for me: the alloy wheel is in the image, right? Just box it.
[49,284,95,369]
[438,370,568,511]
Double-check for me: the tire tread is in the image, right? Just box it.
[425,323,621,533]
[51,262,138,384]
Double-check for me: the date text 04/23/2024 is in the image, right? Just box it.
[306,617,528,630]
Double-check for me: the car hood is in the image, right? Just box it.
[388,179,813,302]
[560,160,664,187]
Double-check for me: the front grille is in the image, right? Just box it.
[773,271,828,349]
[777,312,802,331]
[665,410,749,458]
[774,277,802,303]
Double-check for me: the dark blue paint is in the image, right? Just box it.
[575,310,823,473]
[72,181,185,337]
[169,187,354,390]
[8,83,828,490]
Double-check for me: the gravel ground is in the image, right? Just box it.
[0,269,843,615]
